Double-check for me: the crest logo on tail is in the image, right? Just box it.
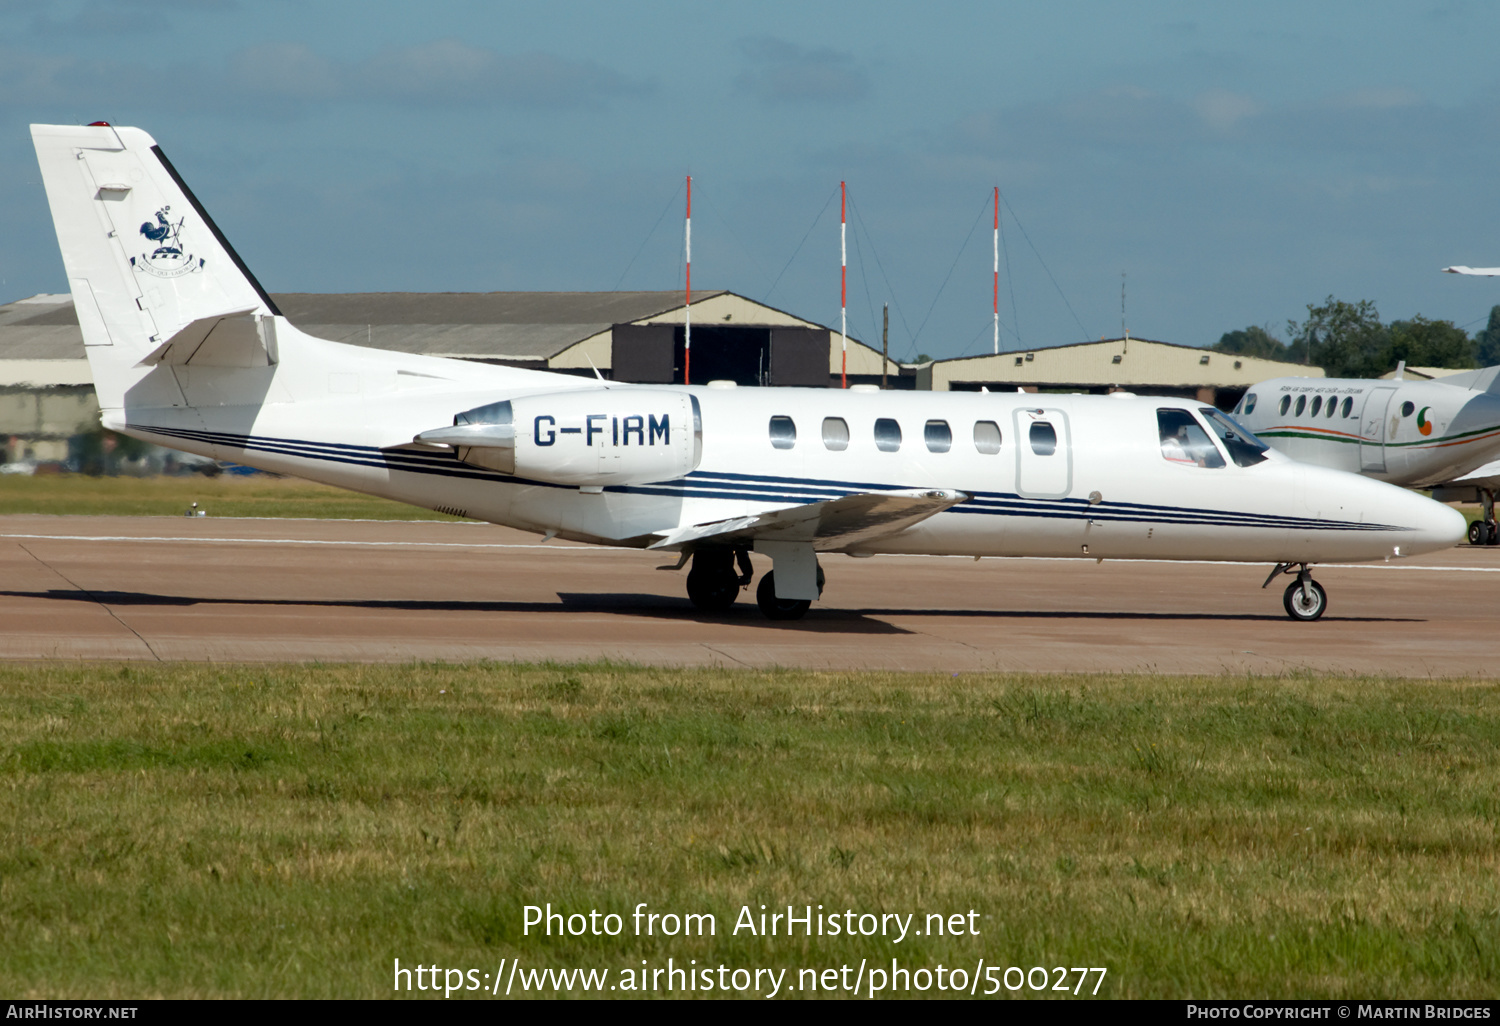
[131,205,205,278]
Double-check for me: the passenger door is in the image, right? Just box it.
[1013,407,1072,498]
[1359,387,1396,472]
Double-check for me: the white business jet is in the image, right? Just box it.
[30,123,1464,622]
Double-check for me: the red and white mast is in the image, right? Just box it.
[993,186,1000,355]
[684,175,692,386]
[840,180,847,388]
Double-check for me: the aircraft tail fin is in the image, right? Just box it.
[30,123,279,409]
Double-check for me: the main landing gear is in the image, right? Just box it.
[685,547,753,613]
[1468,489,1498,546]
[755,566,826,621]
[681,547,825,620]
[1263,562,1327,622]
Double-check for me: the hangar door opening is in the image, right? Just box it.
[672,326,768,385]
[611,324,829,386]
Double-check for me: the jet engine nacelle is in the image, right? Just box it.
[416,389,702,487]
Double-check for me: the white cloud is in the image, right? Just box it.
[1193,89,1260,131]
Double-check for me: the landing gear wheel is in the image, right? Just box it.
[1470,520,1487,546]
[755,567,825,621]
[686,549,740,613]
[1282,578,1327,622]
[1487,520,1499,546]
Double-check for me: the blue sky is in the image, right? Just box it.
[5,0,1500,363]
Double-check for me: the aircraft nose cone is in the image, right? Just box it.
[1392,488,1468,556]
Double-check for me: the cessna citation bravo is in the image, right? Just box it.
[30,123,1465,622]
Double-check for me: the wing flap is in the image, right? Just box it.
[648,488,969,551]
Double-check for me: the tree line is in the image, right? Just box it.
[1213,298,1500,378]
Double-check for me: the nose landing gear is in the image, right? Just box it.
[1263,562,1327,621]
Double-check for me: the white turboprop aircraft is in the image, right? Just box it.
[30,123,1465,622]
[1232,370,1500,546]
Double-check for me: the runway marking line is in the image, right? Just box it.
[0,533,609,552]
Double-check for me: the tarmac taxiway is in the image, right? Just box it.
[0,514,1493,674]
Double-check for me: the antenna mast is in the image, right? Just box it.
[684,175,692,385]
[840,180,847,388]
[882,303,889,390]
[993,186,1000,355]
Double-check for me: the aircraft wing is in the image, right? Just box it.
[1448,459,1500,490]
[648,488,969,551]
[1443,266,1500,276]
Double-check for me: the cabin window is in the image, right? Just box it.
[768,416,796,450]
[1326,397,1338,418]
[1341,396,1354,418]
[1278,395,1291,416]
[1029,421,1058,456]
[1199,408,1268,468]
[1294,395,1306,416]
[821,417,849,451]
[973,420,1002,454]
[1157,409,1226,468]
[1400,401,1415,417]
[924,420,952,453]
[1243,393,1258,415]
[874,418,902,452]
[1310,395,1323,417]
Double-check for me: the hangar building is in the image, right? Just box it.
[0,290,903,464]
[920,335,1322,409]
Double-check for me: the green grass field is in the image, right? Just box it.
[1,662,1496,999]
[0,474,467,520]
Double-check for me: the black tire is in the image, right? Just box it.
[1487,520,1499,546]
[1282,578,1327,622]
[1471,520,1487,546]
[686,550,740,613]
[755,567,824,621]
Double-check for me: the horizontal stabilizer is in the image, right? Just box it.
[1443,266,1500,276]
[649,488,969,551]
[139,308,275,367]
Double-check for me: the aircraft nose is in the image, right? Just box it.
[1387,485,1468,556]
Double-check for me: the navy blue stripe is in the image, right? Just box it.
[135,424,1406,534]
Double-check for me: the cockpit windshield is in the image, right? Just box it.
[1157,409,1225,468]
[1198,408,1269,467]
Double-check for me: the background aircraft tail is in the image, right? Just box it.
[31,123,280,410]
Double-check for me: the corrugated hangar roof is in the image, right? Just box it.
[0,291,729,364]
[926,335,1322,390]
[0,294,84,360]
[273,290,731,361]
